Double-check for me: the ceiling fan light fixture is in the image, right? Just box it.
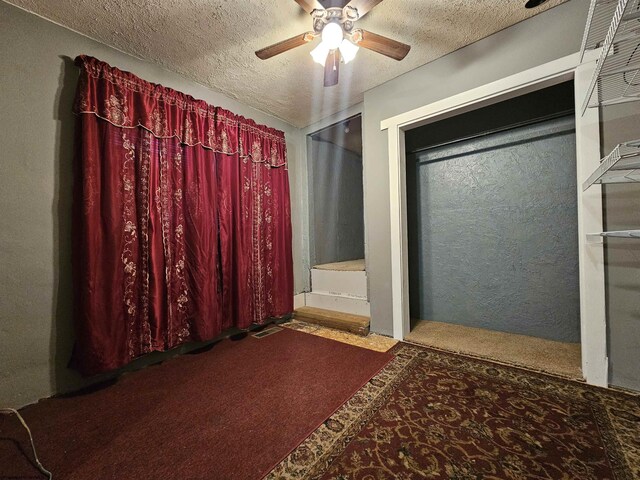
[339,39,359,64]
[321,22,344,50]
[256,1,411,87]
[310,41,330,66]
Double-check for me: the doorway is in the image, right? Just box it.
[304,114,369,318]
[403,82,583,377]
[381,55,607,386]
[308,114,364,269]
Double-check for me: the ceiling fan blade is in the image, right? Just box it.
[344,0,384,18]
[255,32,315,60]
[352,29,410,61]
[294,0,324,13]
[324,50,340,87]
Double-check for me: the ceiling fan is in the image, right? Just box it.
[255,0,411,87]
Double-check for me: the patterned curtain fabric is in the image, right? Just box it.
[71,55,293,375]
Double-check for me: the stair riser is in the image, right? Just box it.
[311,269,367,299]
[305,292,370,317]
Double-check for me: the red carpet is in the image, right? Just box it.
[0,328,393,479]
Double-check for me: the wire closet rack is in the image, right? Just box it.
[581,0,640,114]
[583,139,640,190]
[581,0,640,241]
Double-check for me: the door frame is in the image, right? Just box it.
[380,51,608,387]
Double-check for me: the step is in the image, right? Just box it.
[305,291,370,316]
[294,306,370,336]
[313,259,365,271]
[311,268,367,299]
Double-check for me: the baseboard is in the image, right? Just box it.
[294,293,306,309]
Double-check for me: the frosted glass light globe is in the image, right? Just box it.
[322,23,344,50]
[339,39,359,64]
[310,42,330,66]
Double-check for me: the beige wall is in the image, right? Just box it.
[0,1,305,407]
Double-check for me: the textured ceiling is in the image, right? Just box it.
[7,0,567,127]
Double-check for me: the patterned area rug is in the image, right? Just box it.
[268,343,640,480]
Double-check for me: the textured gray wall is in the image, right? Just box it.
[362,0,589,337]
[309,139,364,266]
[407,116,580,342]
[0,2,304,407]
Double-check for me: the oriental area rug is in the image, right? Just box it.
[268,343,640,480]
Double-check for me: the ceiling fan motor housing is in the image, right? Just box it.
[312,6,359,35]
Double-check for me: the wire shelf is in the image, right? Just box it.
[588,230,640,239]
[583,139,640,190]
[582,0,640,113]
[580,0,621,59]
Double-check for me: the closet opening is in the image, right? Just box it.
[404,81,582,377]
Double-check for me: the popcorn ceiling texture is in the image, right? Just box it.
[5,0,567,127]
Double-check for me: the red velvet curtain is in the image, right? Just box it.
[72,55,293,375]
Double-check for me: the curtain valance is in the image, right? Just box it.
[73,55,287,167]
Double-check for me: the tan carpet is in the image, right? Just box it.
[313,259,365,271]
[405,320,582,380]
